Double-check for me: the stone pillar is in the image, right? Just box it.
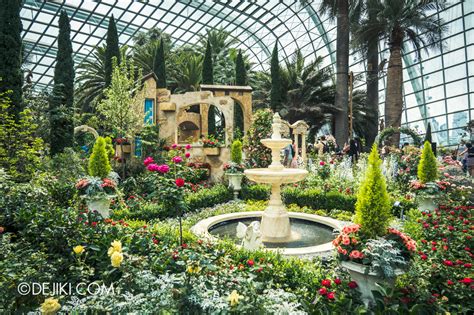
[294,133,299,158]
[301,132,307,162]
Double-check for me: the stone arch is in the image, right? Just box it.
[168,91,235,145]
[74,125,99,138]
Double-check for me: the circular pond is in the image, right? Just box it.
[209,217,335,249]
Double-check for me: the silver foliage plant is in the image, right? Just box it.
[362,238,408,279]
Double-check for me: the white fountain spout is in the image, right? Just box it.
[271,113,282,140]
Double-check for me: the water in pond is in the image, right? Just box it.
[209,217,335,248]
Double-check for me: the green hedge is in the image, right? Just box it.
[185,184,233,211]
[282,187,357,212]
[241,184,271,201]
[114,184,234,221]
[240,185,416,215]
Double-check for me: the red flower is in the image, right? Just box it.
[421,254,428,260]
[181,243,188,249]
[321,279,331,287]
[247,259,254,267]
[334,278,342,285]
[153,239,158,244]
[175,178,185,187]
[464,263,472,268]
[319,161,326,166]
[448,225,455,231]
[327,292,335,300]
[459,278,472,285]
[443,260,454,267]
[185,152,191,158]
[348,281,358,289]
[447,280,454,285]
[318,287,328,295]
[91,222,97,227]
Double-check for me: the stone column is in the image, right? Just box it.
[301,132,307,162]
[294,132,299,158]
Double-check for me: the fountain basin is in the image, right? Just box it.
[191,211,345,257]
[244,168,308,184]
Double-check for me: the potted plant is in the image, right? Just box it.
[414,140,439,211]
[76,137,118,218]
[202,135,221,156]
[224,140,245,199]
[334,145,416,306]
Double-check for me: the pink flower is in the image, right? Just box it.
[319,287,328,295]
[147,163,160,172]
[157,164,170,174]
[327,292,335,300]
[172,156,183,164]
[185,152,191,158]
[349,250,364,259]
[172,144,177,149]
[143,156,154,166]
[319,161,325,166]
[334,278,342,285]
[185,144,191,150]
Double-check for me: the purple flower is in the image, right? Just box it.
[172,156,183,164]
[157,164,170,174]
[147,163,160,172]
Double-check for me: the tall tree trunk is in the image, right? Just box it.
[365,18,379,149]
[385,45,404,146]
[334,0,350,148]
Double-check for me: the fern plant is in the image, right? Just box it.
[354,145,392,238]
[417,141,438,183]
[88,137,111,179]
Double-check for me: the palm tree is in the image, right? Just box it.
[319,0,350,147]
[171,51,203,93]
[350,0,379,148]
[75,45,129,113]
[355,0,446,145]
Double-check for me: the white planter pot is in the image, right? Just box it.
[86,198,111,218]
[341,261,404,306]
[417,195,437,212]
[226,173,244,191]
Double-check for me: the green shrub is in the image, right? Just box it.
[185,184,233,211]
[418,140,438,183]
[402,208,423,241]
[354,145,392,238]
[88,136,111,178]
[231,139,243,164]
[104,136,115,159]
[113,203,166,221]
[282,187,356,212]
[241,184,271,201]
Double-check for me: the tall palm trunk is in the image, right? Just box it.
[334,0,350,147]
[385,42,404,146]
[365,11,379,149]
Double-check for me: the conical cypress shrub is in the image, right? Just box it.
[0,0,23,117]
[202,40,213,84]
[418,140,438,183]
[154,38,167,88]
[49,10,75,155]
[424,122,432,144]
[270,43,282,112]
[88,137,111,179]
[354,145,392,238]
[235,49,246,85]
[104,16,120,88]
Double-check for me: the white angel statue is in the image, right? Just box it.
[236,221,263,250]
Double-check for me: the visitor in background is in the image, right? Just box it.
[459,142,474,176]
[348,139,359,163]
[354,137,363,154]
[283,140,295,167]
[381,142,391,158]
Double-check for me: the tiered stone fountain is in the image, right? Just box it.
[192,113,343,257]
[244,113,308,242]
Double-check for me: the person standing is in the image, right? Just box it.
[459,142,474,176]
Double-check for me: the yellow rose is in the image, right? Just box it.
[227,290,243,306]
[108,240,122,256]
[110,251,124,268]
[40,297,61,315]
[186,264,201,274]
[73,245,85,255]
